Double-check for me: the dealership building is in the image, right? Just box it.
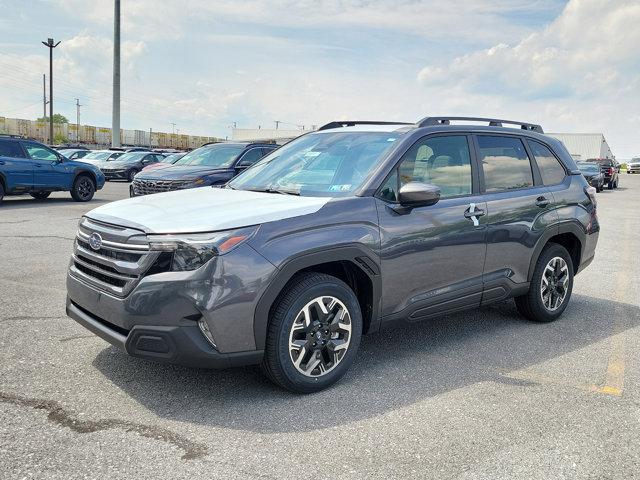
[547,133,615,161]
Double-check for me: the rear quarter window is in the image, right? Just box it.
[528,140,566,185]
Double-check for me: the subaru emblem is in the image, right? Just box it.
[88,232,102,251]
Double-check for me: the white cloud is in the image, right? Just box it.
[416,0,640,157]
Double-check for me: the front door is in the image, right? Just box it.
[376,134,487,324]
[24,141,71,189]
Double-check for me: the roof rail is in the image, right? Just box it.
[318,120,412,131]
[0,133,26,139]
[417,116,544,134]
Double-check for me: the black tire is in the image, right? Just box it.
[30,191,51,200]
[70,175,95,202]
[261,272,362,393]
[608,181,614,190]
[0,182,4,204]
[614,178,619,188]
[515,243,574,323]
[126,169,138,182]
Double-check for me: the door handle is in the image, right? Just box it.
[535,196,550,208]
[464,203,485,226]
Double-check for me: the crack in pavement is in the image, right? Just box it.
[59,333,96,342]
[0,315,66,324]
[0,235,74,241]
[0,391,208,460]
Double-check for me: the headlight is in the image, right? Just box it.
[147,226,257,271]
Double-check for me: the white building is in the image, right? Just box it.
[546,133,615,161]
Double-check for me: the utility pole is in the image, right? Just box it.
[42,74,48,119]
[112,0,121,147]
[149,128,152,148]
[274,120,281,130]
[41,38,60,145]
[171,122,176,134]
[75,98,81,142]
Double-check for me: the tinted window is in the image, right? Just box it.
[239,148,264,166]
[477,136,533,192]
[262,147,277,156]
[0,140,26,158]
[175,144,245,167]
[24,142,59,161]
[529,140,565,185]
[397,135,472,198]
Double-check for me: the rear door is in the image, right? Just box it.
[377,134,488,322]
[24,141,71,189]
[0,139,32,192]
[474,134,558,302]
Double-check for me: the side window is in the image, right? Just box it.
[0,140,26,158]
[378,169,399,202]
[24,142,59,161]
[528,140,566,185]
[239,148,263,166]
[477,136,533,192]
[397,135,472,198]
[261,147,276,157]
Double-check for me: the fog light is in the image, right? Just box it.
[198,318,217,348]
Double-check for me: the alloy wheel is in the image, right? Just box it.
[76,178,93,200]
[540,256,569,311]
[288,296,352,377]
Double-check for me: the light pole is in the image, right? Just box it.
[41,38,60,145]
[112,0,121,147]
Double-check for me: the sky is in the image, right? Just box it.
[0,0,638,158]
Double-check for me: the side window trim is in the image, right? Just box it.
[472,133,539,194]
[375,133,478,203]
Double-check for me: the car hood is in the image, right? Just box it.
[101,161,131,169]
[138,165,231,180]
[85,187,331,234]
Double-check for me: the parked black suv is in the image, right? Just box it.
[100,151,165,182]
[66,117,599,393]
[590,158,619,189]
[130,142,277,196]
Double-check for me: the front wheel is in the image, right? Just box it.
[262,272,362,393]
[71,175,95,202]
[515,244,574,322]
[126,169,138,182]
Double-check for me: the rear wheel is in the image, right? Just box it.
[0,182,4,204]
[608,181,614,190]
[30,191,51,200]
[71,175,95,202]
[515,244,574,323]
[262,272,362,393]
[126,169,138,182]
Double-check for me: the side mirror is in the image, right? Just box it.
[398,182,440,207]
[56,154,65,163]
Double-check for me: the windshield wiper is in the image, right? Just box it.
[247,187,300,196]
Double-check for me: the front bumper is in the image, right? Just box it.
[101,169,128,180]
[627,165,640,173]
[66,297,263,368]
[66,242,277,368]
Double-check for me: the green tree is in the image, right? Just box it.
[54,132,69,144]
[37,113,69,124]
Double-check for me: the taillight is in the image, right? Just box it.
[608,167,614,175]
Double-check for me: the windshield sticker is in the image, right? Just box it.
[328,184,352,192]
[304,151,322,157]
[387,138,396,142]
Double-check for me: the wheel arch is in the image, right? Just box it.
[253,246,381,350]
[73,169,97,186]
[527,222,584,280]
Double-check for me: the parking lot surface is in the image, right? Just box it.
[1,178,639,479]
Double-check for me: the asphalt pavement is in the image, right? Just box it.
[1,177,639,479]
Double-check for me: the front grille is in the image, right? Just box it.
[132,178,193,196]
[69,217,167,297]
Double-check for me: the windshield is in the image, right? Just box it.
[82,151,112,161]
[162,153,183,163]
[109,152,147,163]
[174,144,244,167]
[229,132,401,197]
[578,163,599,173]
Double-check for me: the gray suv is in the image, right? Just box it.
[66,116,599,393]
